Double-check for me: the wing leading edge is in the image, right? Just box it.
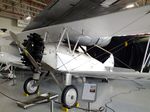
[62,70,150,81]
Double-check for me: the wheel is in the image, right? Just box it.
[61,85,78,109]
[23,77,39,95]
[102,78,108,83]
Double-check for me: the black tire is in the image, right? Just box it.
[23,77,39,95]
[61,85,78,109]
[102,78,108,83]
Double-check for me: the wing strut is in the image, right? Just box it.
[141,36,150,73]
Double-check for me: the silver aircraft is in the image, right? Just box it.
[0,5,150,108]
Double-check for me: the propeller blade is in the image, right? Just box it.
[9,31,40,71]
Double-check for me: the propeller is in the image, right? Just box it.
[9,31,40,72]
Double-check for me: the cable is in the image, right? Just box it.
[104,80,146,112]
[0,77,148,112]
[57,14,146,69]
[57,36,137,70]
[77,106,105,112]
[0,78,11,84]
[0,78,104,111]
[57,45,96,69]
[54,100,105,112]
[95,38,136,68]
[111,10,150,36]
[69,37,136,71]
[0,91,21,102]
[0,79,22,102]
[58,8,150,70]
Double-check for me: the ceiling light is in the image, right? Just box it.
[101,0,118,7]
[0,53,4,57]
[25,15,31,21]
[125,4,135,9]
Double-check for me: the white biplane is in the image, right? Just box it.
[0,5,149,108]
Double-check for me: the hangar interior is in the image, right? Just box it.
[0,0,150,112]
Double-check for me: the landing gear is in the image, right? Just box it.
[23,77,39,95]
[61,85,78,109]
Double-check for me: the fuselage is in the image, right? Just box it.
[42,44,112,72]
[0,42,113,72]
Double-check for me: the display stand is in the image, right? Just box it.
[17,92,58,112]
[82,83,97,112]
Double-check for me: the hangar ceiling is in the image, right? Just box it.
[0,0,150,30]
[0,0,54,19]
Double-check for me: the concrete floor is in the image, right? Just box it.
[0,72,150,112]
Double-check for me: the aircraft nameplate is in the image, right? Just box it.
[82,83,97,102]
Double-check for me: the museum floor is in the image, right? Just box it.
[0,72,150,112]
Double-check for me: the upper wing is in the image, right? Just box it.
[25,5,150,38]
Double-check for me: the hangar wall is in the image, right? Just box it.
[0,16,23,37]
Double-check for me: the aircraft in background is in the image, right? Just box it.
[0,5,149,108]
[0,37,27,78]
